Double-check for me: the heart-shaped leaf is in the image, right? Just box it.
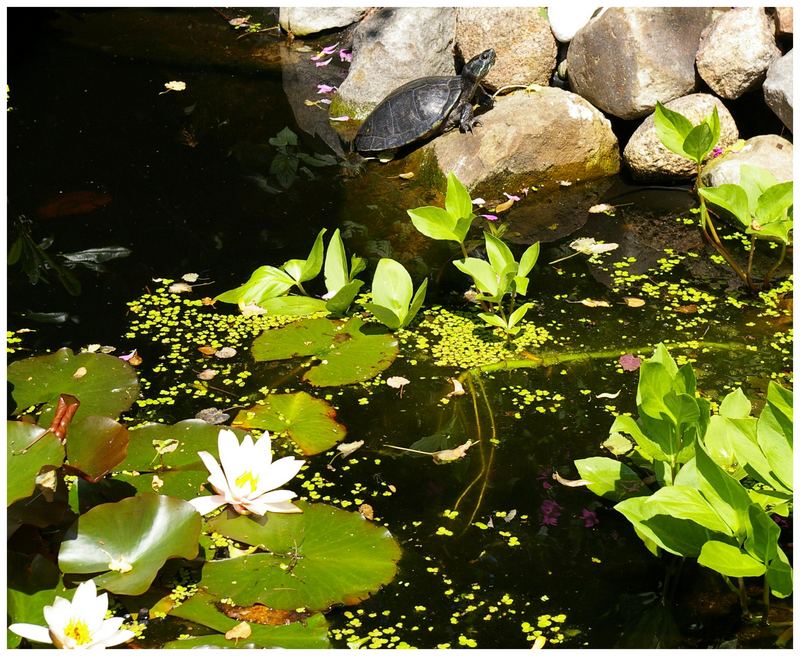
[233,392,346,455]
[59,493,201,595]
[7,421,65,505]
[252,317,398,386]
[202,502,401,610]
[8,348,139,420]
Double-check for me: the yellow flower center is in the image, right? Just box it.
[63,619,92,645]
[234,470,259,493]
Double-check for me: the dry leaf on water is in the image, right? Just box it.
[552,470,591,488]
[197,369,218,381]
[337,440,364,457]
[446,378,465,398]
[225,622,251,643]
[182,272,199,283]
[588,203,615,214]
[595,390,621,399]
[493,198,514,213]
[214,347,237,359]
[218,603,312,626]
[359,503,374,520]
[398,172,414,179]
[385,440,475,464]
[168,282,193,294]
[198,346,217,356]
[623,297,646,308]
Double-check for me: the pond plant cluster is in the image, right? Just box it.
[5,6,794,652]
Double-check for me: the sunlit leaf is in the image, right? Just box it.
[233,392,347,455]
[252,317,398,386]
[65,415,129,483]
[7,421,65,505]
[59,493,201,595]
[203,502,401,610]
[8,348,139,420]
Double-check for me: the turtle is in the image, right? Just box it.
[354,48,496,156]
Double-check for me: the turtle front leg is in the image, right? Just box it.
[458,103,481,133]
[475,85,494,110]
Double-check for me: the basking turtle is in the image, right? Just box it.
[354,48,496,156]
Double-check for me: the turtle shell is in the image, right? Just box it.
[354,76,462,153]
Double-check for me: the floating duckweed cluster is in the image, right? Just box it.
[413,307,551,370]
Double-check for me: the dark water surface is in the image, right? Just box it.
[7,8,792,649]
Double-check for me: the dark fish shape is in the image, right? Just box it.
[37,191,112,220]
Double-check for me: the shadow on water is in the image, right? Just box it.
[7,8,793,650]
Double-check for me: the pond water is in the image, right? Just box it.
[7,9,793,650]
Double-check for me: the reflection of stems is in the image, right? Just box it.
[267,360,312,391]
[467,375,496,527]
[762,242,787,289]
[454,375,484,513]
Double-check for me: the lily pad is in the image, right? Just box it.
[58,493,201,595]
[232,392,347,455]
[114,469,209,501]
[7,420,65,505]
[202,502,401,610]
[167,590,330,649]
[252,317,398,386]
[8,348,139,419]
[117,420,248,473]
[65,415,129,482]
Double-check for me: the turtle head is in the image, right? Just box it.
[463,49,496,81]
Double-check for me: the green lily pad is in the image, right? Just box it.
[201,502,401,610]
[117,420,248,473]
[7,420,65,505]
[232,392,347,455]
[252,317,398,386]
[65,415,129,483]
[167,590,330,649]
[8,348,139,419]
[114,470,209,501]
[58,493,201,595]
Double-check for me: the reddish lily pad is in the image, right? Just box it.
[252,317,398,386]
[167,590,330,649]
[201,502,401,610]
[232,392,347,455]
[8,348,139,420]
[65,415,129,483]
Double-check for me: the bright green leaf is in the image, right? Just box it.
[698,540,766,577]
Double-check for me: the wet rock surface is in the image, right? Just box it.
[423,87,620,198]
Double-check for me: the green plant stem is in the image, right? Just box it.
[459,242,469,261]
[746,237,756,289]
[762,580,771,625]
[722,575,738,595]
[295,281,310,296]
[699,198,750,287]
[762,241,787,289]
[737,577,751,618]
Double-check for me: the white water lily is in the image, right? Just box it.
[189,428,304,516]
[9,579,134,649]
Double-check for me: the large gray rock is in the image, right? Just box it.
[623,94,738,181]
[763,50,793,131]
[456,7,556,89]
[331,8,456,120]
[696,8,781,100]
[279,7,367,37]
[567,7,715,120]
[422,87,619,197]
[701,135,793,188]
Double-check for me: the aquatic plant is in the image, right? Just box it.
[571,344,793,619]
[322,227,366,315]
[699,165,793,290]
[364,257,428,329]
[653,103,792,291]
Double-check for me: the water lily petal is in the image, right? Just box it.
[188,494,228,516]
[258,456,304,491]
[85,589,110,632]
[8,623,53,645]
[262,498,303,514]
[252,432,273,467]
[258,488,297,504]
[198,451,229,494]
[43,596,71,630]
[217,430,244,488]
[90,617,134,648]
[71,579,98,610]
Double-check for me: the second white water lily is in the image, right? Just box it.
[189,428,304,516]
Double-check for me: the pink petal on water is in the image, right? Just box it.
[619,354,641,372]
[317,84,337,94]
[321,43,340,55]
[329,115,350,122]
[315,58,333,68]
[339,49,353,62]
[503,192,521,202]
[118,350,136,361]
[481,214,499,222]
